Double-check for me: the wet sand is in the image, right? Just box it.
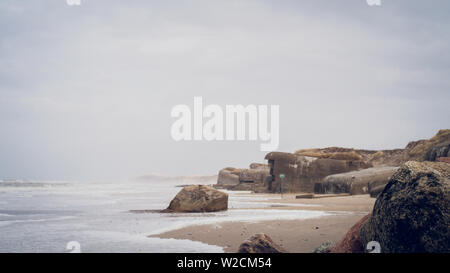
[149,194,375,253]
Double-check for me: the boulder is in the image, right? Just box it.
[360,161,450,253]
[316,167,398,195]
[237,233,286,253]
[329,214,370,253]
[313,241,334,253]
[167,185,228,212]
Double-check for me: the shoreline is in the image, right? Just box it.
[149,194,375,253]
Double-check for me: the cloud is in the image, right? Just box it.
[0,0,449,180]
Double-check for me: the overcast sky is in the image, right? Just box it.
[0,0,449,181]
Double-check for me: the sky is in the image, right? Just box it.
[0,0,449,181]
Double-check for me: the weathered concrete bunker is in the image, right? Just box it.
[265,152,369,193]
[216,152,370,193]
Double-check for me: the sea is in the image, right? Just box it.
[0,177,331,253]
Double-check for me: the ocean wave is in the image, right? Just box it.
[0,181,69,188]
[78,230,224,253]
[135,174,217,184]
[0,213,13,217]
[0,216,76,228]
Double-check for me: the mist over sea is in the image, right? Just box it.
[0,177,329,253]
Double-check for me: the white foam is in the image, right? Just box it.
[82,231,224,253]
[148,209,332,236]
[0,179,336,252]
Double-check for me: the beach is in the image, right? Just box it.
[0,177,377,253]
[150,194,375,253]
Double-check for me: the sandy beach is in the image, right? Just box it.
[150,194,375,253]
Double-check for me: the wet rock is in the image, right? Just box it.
[237,233,286,253]
[313,241,334,253]
[330,214,370,253]
[166,185,228,212]
[361,161,450,253]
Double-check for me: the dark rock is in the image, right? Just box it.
[360,161,450,253]
[330,214,370,253]
[313,241,334,253]
[166,185,228,212]
[237,233,286,253]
